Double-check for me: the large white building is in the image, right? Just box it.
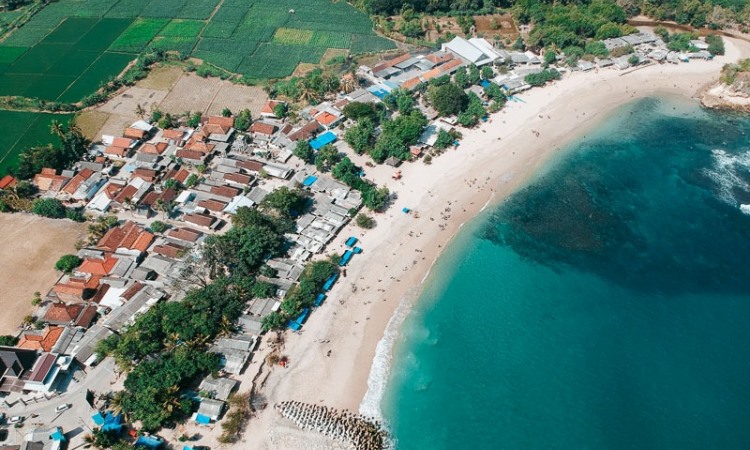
[441,36,501,66]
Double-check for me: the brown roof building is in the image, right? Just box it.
[167,227,203,243]
[208,115,235,129]
[123,127,148,140]
[198,198,228,212]
[62,168,95,195]
[210,185,240,199]
[97,221,154,254]
[33,168,70,192]
[17,326,65,352]
[184,212,216,228]
[42,302,97,327]
[153,242,187,259]
[250,122,277,136]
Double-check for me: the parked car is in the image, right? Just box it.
[8,416,23,424]
[55,404,71,413]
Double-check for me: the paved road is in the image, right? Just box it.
[2,359,117,446]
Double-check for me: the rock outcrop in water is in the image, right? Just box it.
[275,401,389,450]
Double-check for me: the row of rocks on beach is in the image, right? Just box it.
[275,401,389,450]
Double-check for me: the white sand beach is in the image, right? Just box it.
[223,37,750,449]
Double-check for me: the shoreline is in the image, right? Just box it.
[236,38,750,450]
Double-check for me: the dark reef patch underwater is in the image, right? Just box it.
[384,97,750,450]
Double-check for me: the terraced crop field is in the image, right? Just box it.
[0,0,394,93]
[0,0,394,173]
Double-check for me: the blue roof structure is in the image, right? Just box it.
[339,250,353,266]
[135,435,164,449]
[303,175,318,187]
[51,430,65,441]
[92,412,105,426]
[287,308,311,330]
[353,246,362,254]
[195,414,211,425]
[314,293,326,307]
[310,131,337,150]
[345,236,358,247]
[481,79,491,88]
[368,86,389,99]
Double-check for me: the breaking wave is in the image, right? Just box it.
[704,148,750,206]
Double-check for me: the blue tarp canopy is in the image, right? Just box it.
[303,175,318,186]
[353,246,362,254]
[287,308,311,330]
[135,435,163,449]
[51,430,65,441]
[195,414,211,425]
[481,79,491,88]
[92,412,105,426]
[339,250,353,266]
[323,273,338,291]
[314,293,326,307]
[310,131,337,150]
[102,413,123,433]
[345,236,358,247]
[296,308,310,324]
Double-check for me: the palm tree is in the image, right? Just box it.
[107,391,128,420]
[340,72,358,94]
[83,433,96,448]
[135,103,146,119]
[49,120,65,140]
[297,78,320,104]
[218,316,234,338]
[163,332,181,351]
[162,385,182,413]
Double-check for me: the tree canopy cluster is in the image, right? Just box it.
[262,259,339,331]
[98,208,289,431]
[315,144,391,211]
[269,68,341,104]
[15,121,89,180]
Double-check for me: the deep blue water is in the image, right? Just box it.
[383,97,750,450]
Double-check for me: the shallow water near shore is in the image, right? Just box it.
[382,96,750,449]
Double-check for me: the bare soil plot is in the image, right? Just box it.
[135,64,182,90]
[159,73,268,116]
[0,214,86,335]
[76,110,111,140]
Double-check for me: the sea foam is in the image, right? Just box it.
[704,148,750,206]
[359,295,413,420]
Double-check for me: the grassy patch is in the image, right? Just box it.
[0,46,28,65]
[0,111,71,175]
[109,18,169,53]
[159,19,205,38]
[273,28,313,45]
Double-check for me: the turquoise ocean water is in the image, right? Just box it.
[382,97,750,449]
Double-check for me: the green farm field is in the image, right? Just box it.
[0,111,71,175]
[0,0,395,92]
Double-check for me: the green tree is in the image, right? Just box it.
[0,335,18,346]
[434,129,454,150]
[188,112,202,128]
[221,107,232,117]
[467,64,481,85]
[315,144,341,172]
[55,254,82,273]
[372,134,407,163]
[150,221,168,234]
[233,109,252,131]
[273,103,288,118]
[293,140,315,164]
[429,83,468,117]
[706,35,725,55]
[343,102,381,123]
[262,187,307,217]
[584,41,609,57]
[355,213,376,229]
[481,65,494,80]
[454,67,469,88]
[344,118,375,155]
[32,198,66,218]
[361,185,390,211]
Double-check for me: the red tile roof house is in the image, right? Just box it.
[50,274,101,303]
[260,100,287,118]
[17,326,65,352]
[77,255,120,276]
[210,184,241,200]
[0,175,17,190]
[176,149,207,165]
[184,212,217,229]
[198,198,228,213]
[167,227,203,243]
[162,128,186,145]
[33,168,70,192]
[123,127,148,140]
[153,241,188,259]
[97,221,154,257]
[104,137,138,159]
[42,302,97,327]
[250,122,277,138]
[139,142,169,155]
[133,168,159,182]
[61,168,95,197]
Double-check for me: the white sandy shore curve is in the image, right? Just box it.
[231,37,749,450]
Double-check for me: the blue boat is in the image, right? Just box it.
[314,293,326,307]
[353,246,362,254]
[345,236,358,247]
